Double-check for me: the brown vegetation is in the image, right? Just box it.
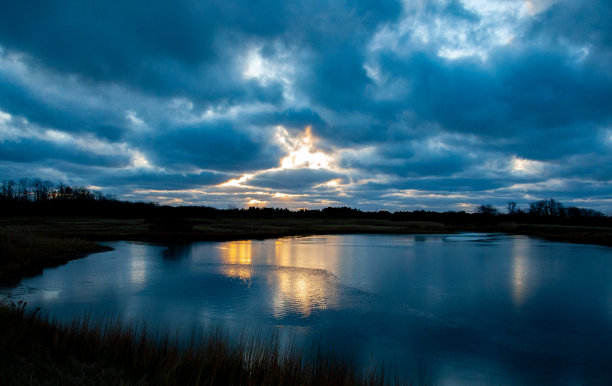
[2,216,611,287]
[0,225,110,286]
[0,301,399,385]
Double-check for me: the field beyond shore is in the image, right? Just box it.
[2,216,611,288]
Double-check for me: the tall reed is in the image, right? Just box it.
[0,302,408,385]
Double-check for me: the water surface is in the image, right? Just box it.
[4,234,612,384]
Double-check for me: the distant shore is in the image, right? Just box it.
[1,216,611,287]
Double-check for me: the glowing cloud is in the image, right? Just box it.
[273,192,303,199]
[241,45,296,100]
[219,173,254,188]
[131,152,152,169]
[0,109,10,123]
[212,125,350,208]
[218,126,338,192]
[277,126,333,170]
[511,157,547,175]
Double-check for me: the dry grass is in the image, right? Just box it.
[2,216,609,285]
[0,216,452,288]
[0,227,109,286]
[1,217,452,242]
[0,302,406,385]
[494,222,612,247]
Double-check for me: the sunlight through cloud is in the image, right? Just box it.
[131,152,152,169]
[511,157,546,175]
[247,198,267,206]
[241,45,296,100]
[277,126,333,170]
[217,126,338,192]
[219,174,254,188]
[0,109,10,123]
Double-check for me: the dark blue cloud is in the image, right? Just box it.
[372,48,612,139]
[341,145,477,178]
[248,169,341,191]
[442,0,479,22]
[0,137,131,168]
[549,154,612,181]
[528,1,612,51]
[359,176,521,195]
[0,1,215,85]
[0,0,611,211]
[298,45,372,111]
[93,170,227,191]
[150,121,282,172]
[0,75,126,141]
[0,0,399,98]
[252,108,328,132]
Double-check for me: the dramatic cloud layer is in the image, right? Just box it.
[1,0,611,212]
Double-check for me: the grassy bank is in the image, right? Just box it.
[2,216,611,287]
[0,226,110,287]
[497,222,612,247]
[1,216,452,242]
[0,217,452,287]
[0,302,398,386]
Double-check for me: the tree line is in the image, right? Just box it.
[477,198,605,219]
[0,178,114,202]
[1,178,609,225]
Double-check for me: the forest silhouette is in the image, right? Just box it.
[1,178,609,227]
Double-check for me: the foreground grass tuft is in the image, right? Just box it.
[0,302,406,385]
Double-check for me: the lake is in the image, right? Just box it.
[3,233,612,384]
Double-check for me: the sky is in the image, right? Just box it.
[0,0,611,213]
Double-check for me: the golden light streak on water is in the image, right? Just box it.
[271,268,336,318]
[219,240,254,281]
[129,244,147,285]
[511,237,529,306]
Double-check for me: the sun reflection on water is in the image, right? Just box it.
[219,240,254,281]
[269,268,337,318]
[129,244,147,285]
[219,240,253,265]
[223,266,253,283]
[511,236,529,306]
[272,238,340,272]
[217,237,341,317]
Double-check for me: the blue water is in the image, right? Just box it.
[3,233,612,384]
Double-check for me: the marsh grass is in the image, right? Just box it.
[0,302,407,385]
[0,217,452,286]
[0,227,110,286]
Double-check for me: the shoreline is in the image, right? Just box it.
[1,216,611,287]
